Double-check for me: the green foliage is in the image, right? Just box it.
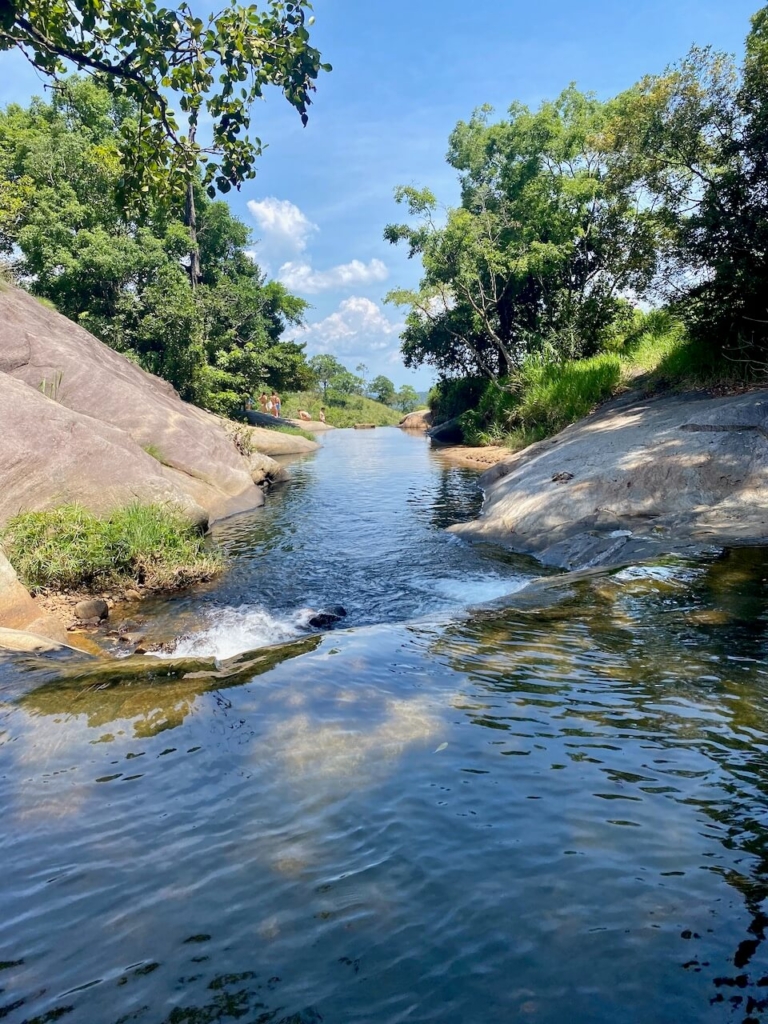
[271,424,316,441]
[3,503,221,594]
[394,384,419,412]
[369,374,396,405]
[453,310,749,450]
[385,88,660,378]
[428,376,489,423]
[0,78,312,415]
[307,354,365,399]
[0,0,329,209]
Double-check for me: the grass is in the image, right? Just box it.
[2,503,222,594]
[272,424,316,441]
[458,312,758,451]
[281,391,402,428]
[142,443,170,465]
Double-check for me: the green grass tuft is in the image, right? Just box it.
[272,424,316,441]
[2,503,222,594]
[142,443,170,465]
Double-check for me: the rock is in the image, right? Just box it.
[0,547,66,641]
[451,389,768,569]
[307,606,347,629]
[399,409,433,432]
[75,598,109,621]
[246,450,288,487]
[239,422,319,457]
[428,416,465,444]
[0,285,264,526]
[124,589,142,601]
[0,627,63,652]
[118,632,145,645]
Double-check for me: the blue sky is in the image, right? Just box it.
[0,0,760,389]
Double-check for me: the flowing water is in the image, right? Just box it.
[1,428,768,1024]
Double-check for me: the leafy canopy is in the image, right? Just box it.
[0,78,313,414]
[0,0,330,206]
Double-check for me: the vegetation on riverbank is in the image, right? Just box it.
[435,311,752,449]
[2,504,221,594]
[389,8,768,447]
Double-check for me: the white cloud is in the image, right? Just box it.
[278,258,389,294]
[247,197,318,253]
[293,297,403,356]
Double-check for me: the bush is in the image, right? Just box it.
[3,503,222,593]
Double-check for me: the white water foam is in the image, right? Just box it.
[430,575,528,604]
[165,604,314,660]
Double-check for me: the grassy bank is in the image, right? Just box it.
[2,503,222,594]
[281,391,402,428]
[443,313,757,450]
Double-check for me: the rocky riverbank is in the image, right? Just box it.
[0,284,320,644]
[451,387,768,569]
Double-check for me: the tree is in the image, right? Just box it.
[308,353,345,397]
[611,8,768,365]
[395,384,419,413]
[0,79,312,414]
[385,88,660,379]
[369,374,396,405]
[0,0,330,218]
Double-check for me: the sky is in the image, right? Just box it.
[0,0,760,389]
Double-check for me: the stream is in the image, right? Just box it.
[1,427,767,1024]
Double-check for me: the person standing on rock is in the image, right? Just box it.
[259,392,268,415]
[319,407,326,423]
[272,391,281,417]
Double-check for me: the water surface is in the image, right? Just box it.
[1,428,767,1024]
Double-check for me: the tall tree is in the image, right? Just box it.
[385,88,660,378]
[0,0,330,287]
[0,79,312,413]
[610,7,768,365]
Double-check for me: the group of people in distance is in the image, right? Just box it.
[250,389,284,417]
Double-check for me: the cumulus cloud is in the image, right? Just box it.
[278,258,389,294]
[247,197,318,253]
[294,297,403,356]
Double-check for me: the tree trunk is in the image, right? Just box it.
[185,180,201,289]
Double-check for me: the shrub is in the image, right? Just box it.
[3,503,222,594]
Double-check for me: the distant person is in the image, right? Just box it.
[266,393,274,415]
[259,392,268,414]
[319,407,326,423]
[271,391,281,417]
[298,409,312,421]
[244,394,253,411]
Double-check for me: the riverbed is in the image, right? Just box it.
[1,427,767,1023]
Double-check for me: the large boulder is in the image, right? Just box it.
[0,286,266,524]
[399,409,433,432]
[0,373,218,527]
[451,389,768,569]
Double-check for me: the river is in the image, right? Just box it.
[1,427,767,1024]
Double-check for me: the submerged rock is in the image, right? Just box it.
[307,605,347,629]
